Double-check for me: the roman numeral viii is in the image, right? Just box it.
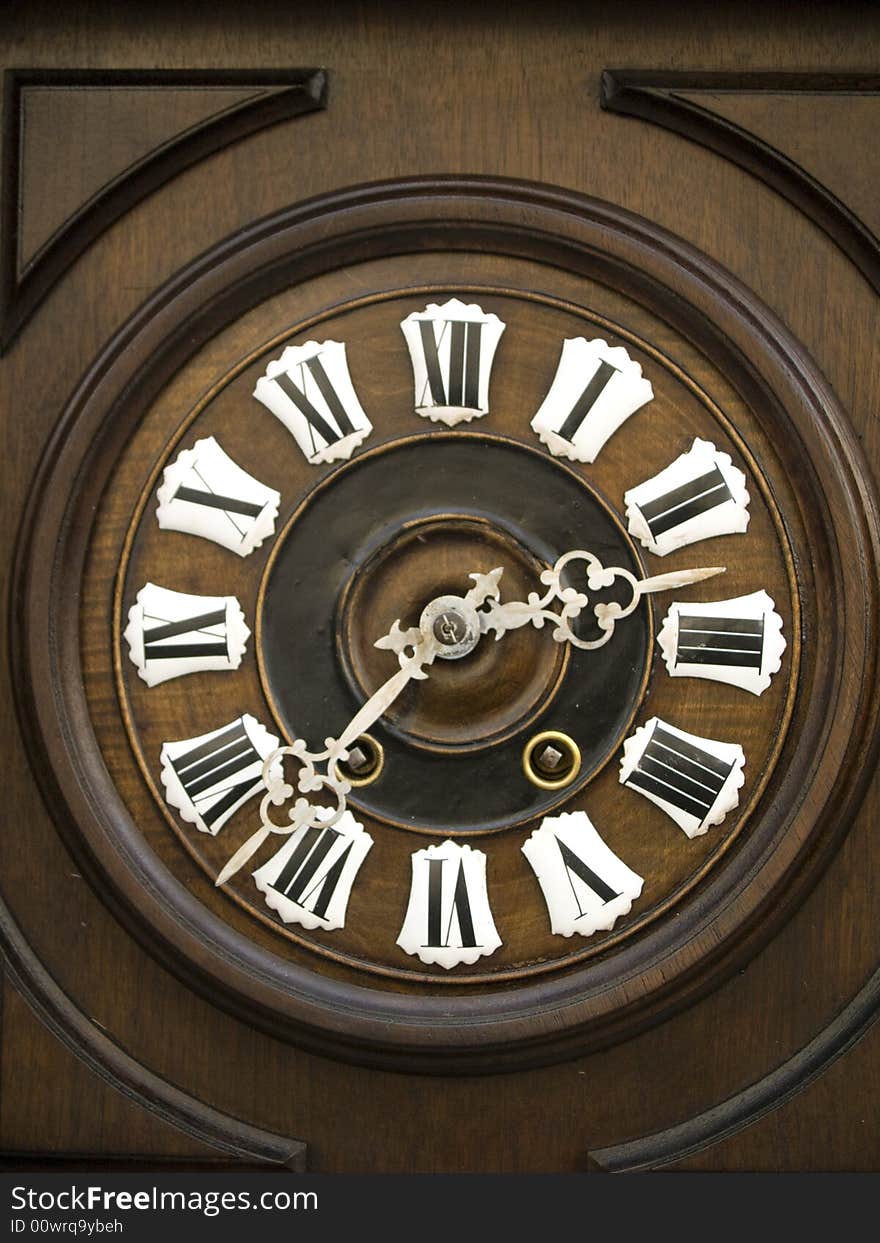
[160,714,281,836]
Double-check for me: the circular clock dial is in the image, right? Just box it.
[112,283,794,983]
[257,435,650,831]
[19,182,877,1069]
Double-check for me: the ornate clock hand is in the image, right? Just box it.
[478,549,725,650]
[217,553,722,886]
[375,566,502,666]
[215,620,441,886]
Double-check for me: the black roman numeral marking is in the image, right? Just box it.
[555,838,620,912]
[171,720,261,831]
[555,358,620,443]
[272,354,357,455]
[425,858,477,948]
[173,466,265,546]
[173,482,264,544]
[173,486,262,519]
[638,464,733,538]
[675,614,764,670]
[418,319,483,407]
[627,723,734,822]
[271,825,353,921]
[143,608,228,662]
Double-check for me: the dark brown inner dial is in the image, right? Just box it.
[257,435,651,835]
[337,515,568,752]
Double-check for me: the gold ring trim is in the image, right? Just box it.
[523,731,582,790]
[331,733,385,789]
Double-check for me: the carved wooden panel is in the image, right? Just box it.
[602,71,880,292]
[1,69,327,348]
[2,6,879,1173]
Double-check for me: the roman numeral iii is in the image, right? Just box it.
[397,840,502,968]
[400,298,505,426]
[124,583,250,687]
[657,590,786,695]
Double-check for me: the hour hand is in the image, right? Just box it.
[375,567,504,667]
[479,549,725,651]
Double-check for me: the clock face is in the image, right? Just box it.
[114,287,793,984]
[21,181,875,1069]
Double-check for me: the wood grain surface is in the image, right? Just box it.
[2,0,880,1171]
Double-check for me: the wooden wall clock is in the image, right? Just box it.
[14,179,877,1072]
[4,6,880,1174]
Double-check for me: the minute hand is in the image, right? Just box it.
[336,658,431,753]
[215,632,439,887]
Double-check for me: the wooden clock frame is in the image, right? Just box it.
[11,177,880,1073]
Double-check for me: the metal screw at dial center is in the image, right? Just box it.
[433,611,467,645]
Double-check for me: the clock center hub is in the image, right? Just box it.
[421,596,480,660]
[339,515,568,752]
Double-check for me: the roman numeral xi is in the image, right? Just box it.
[253,340,373,465]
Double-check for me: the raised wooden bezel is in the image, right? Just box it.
[12,178,880,1072]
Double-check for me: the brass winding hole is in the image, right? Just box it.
[522,731,581,790]
[333,734,385,788]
